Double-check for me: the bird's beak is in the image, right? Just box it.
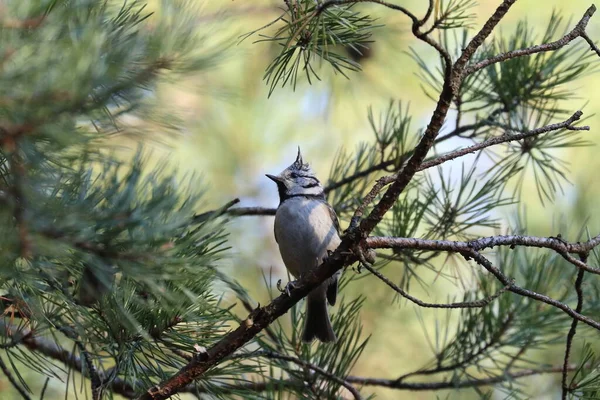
[265,174,283,183]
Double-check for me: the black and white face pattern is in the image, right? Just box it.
[266,148,325,203]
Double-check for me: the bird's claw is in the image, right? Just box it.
[276,279,297,297]
[351,243,377,273]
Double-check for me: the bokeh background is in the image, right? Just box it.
[4,0,600,398]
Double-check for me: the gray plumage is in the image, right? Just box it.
[266,148,341,343]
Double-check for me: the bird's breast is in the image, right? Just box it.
[274,198,341,278]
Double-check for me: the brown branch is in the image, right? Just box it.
[0,354,32,400]
[581,31,600,57]
[451,0,518,87]
[8,146,31,258]
[0,322,139,398]
[192,198,241,222]
[465,250,600,331]
[418,0,436,27]
[418,111,588,171]
[346,365,576,390]
[562,254,587,399]
[226,206,276,217]
[339,110,589,212]
[465,5,599,75]
[365,233,600,274]
[316,0,452,81]
[355,0,517,236]
[362,235,600,330]
[360,261,511,308]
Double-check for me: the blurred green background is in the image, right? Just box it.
[4,0,600,398]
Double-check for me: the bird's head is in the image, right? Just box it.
[266,147,324,202]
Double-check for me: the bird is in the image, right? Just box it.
[266,148,341,343]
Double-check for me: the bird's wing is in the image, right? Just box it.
[326,202,341,236]
[325,201,341,306]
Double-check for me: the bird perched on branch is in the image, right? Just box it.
[266,148,341,343]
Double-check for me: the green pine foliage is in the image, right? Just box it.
[2,0,600,399]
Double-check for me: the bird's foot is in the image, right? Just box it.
[352,242,377,273]
[276,279,297,297]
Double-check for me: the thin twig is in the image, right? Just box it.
[465,5,599,75]
[347,111,589,219]
[562,254,587,399]
[40,377,50,400]
[317,0,418,24]
[226,206,276,217]
[232,351,362,400]
[419,111,588,170]
[56,327,103,400]
[581,31,600,56]
[346,365,577,390]
[0,354,32,400]
[396,312,515,382]
[192,198,241,222]
[360,261,510,308]
[419,0,435,27]
[465,250,600,331]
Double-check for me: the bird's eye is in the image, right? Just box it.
[290,172,298,178]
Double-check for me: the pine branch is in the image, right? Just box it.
[0,321,138,398]
[465,250,600,331]
[316,1,418,24]
[419,110,589,171]
[232,350,363,399]
[136,244,359,400]
[359,261,511,309]
[0,354,32,400]
[135,2,600,398]
[346,365,577,390]
[350,109,586,227]
[354,0,518,235]
[396,312,516,382]
[365,233,600,273]
[226,206,276,217]
[562,255,587,399]
[0,58,172,144]
[465,5,598,75]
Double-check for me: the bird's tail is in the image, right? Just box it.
[302,283,336,343]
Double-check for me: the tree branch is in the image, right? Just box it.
[346,365,577,390]
[0,354,32,400]
[136,245,358,400]
[396,312,516,382]
[465,5,599,75]
[355,0,518,235]
[562,255,587,399]
[465,250,600,331]
[365,233,600,274]
[418,111,588,171]
[360,261,511,308]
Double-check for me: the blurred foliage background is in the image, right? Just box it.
[2,0,600,398]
